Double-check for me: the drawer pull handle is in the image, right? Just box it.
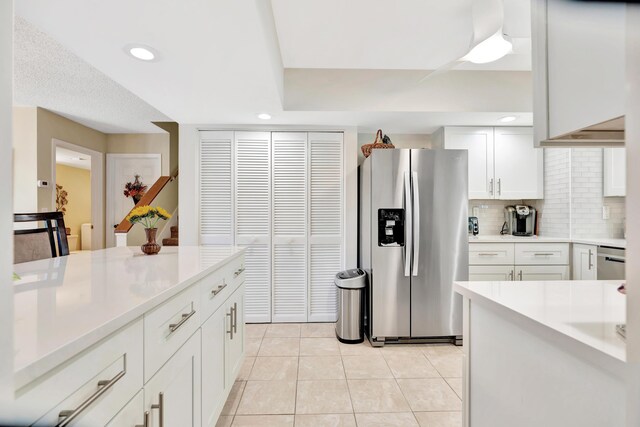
[56,369,126,427]
[151,392,164,427]
[478,253,498,256]
[227,305,235,339]
[233,302,238,334]
[211,282,227,296]
[135,411,150,427]
[169,310,196,333]
[518,270,523,281]
[234,267,246,278]
[533,253,555,256]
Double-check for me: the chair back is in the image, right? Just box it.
[14,212,70,264]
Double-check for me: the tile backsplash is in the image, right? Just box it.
[468,200,523,235]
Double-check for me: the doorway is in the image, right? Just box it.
[52,139,104,251]
[106,154,161,247]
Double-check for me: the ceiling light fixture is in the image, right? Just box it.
[126,45,157,61]
[463,30,513,64]
[258,113,272,120]
[499,116,518,123]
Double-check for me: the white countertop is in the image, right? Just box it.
[12,245,245,388]
[454,280,626,362]
[470,235,626,248]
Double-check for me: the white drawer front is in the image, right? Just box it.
[515,265,570,281]
[469,243,515,265]
[13,319,143,427]
[515,243,569,265]
[200,255,244,323]
[469,265,515,281]
[106,389,144,427]
[144,285,200,382]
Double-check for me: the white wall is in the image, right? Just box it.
[357,132,433,164]
[0,0,14,402]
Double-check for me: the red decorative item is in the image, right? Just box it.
[124,175,147,206]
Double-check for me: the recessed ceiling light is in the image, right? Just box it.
[499,116,518,123]
[126,45,157,61]
[258,113,272,120]
[463,31,513,64]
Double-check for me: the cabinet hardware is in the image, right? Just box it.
[489,178,494,195]
[518,270,523,281]
[151,392,164,427]
[168,309,196,334]
[211,281,227,296]
[497,178,502,196]
[533,253,555,256]
[588,250,594,270]
[509,270,514,281]
[478,253,499,256]
[232,302,238,334]
[234,267,246,278]
[227,306,235,339]
[605,256,625,264]
[56,369,126,427]
[135,411,150,427]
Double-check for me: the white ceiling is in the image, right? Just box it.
[14,17,170,133]
[15,0,533,133]
[56,147,91,170]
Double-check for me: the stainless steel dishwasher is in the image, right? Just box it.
[597,246,625,280]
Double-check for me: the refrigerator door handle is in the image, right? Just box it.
[404,172,412,277]
[411,171,420,276]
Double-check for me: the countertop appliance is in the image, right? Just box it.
[503,205,536,236]
[359,149,468,346]
[597,246,625,280]
[468,217,479,236]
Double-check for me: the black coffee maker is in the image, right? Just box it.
[502,205,536,236]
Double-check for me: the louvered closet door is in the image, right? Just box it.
[200,131,233,245]
[235,132,271,323]
[272,132,308,322]
[308,133,343,322]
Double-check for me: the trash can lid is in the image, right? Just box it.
[335,268,366,289]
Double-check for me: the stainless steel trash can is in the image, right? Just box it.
[335,268,366,343]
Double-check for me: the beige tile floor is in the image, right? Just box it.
[216,323,463,427]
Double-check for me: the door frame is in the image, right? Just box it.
[106,153,161,247]
[51,139,105,250]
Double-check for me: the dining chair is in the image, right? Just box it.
[14,212,70,264]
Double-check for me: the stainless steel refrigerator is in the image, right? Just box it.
[359,149,468,345]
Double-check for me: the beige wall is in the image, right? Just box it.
[153,122,179,176]
[55,164,91,250]
[107,133,171,176]
[36,108,107,211]
[13,107,38,212]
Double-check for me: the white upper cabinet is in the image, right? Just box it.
[532,0,625,145]
[494,128,543,200]
[443,127,543,200]
[603,148,626,197]
[442,127,494,199]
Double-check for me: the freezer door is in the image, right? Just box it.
[410,149,468,337]
[370,149,412,339]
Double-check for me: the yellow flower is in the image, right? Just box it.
[156,206,172,220]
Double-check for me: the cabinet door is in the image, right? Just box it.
[201,306,227,427]
[516,265,569,281]
[572,244,597,280]
[469,265,514,281]
[545,0,625,138]
[308,132,343,322]
[225,283,246,389]
[603,148,626,197]
[235,131,272,322]
[144,331,201,427]
[443,127,495,199]
[106,390,144,427]
[493,127,543,200]
[272,132,308,322]
[200,131,233,245]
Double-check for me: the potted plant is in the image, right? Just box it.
[123,175,148,206]
[126,205,172,255]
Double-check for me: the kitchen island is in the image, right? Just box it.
[6,246,246,427]
[454,279,626,427]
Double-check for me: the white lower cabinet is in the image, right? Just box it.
[144,330,202,427]
[469,265,514,281]
[225,284,245,388]
[201,306,227,427]
[516,265,570,281]
[469,243,570,282]
[106,390,144,427]
[573,244,598,280]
